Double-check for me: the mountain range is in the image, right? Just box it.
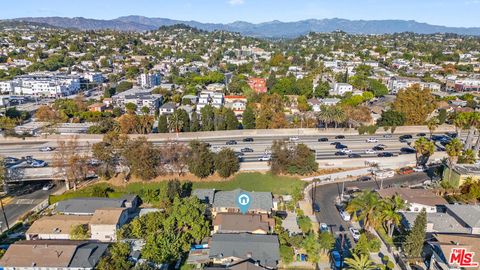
[7,15,480,37]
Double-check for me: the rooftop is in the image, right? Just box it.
[26,215,91,236]
[90,208,126,225]
[56,197,125,215]
[445,204,480,228]
[377,188,448,207]
[213,213,273,233]
[212,189,273,212]
[402,212,470,234]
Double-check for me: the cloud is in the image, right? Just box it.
[228,0,245,6]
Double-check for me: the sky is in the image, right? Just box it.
[1,0,479,28]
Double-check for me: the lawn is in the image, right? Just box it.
[49,172,306,204]
[192,173,306,195]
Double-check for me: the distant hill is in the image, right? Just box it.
[7,16,480,37]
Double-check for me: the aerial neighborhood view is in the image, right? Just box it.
[1,0,480,269]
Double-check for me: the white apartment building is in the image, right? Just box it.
[84,72,105,84]
[388,76,441,94]
[330,83,353,96]
[197,91,224,110]
[0,81,14,94]
[10,73,81,97]
[138,72,161,88]
[446,76,480,92]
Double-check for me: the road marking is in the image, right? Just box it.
[13,199,41,205]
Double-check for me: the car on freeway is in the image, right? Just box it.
[258,155,272,161]
[204,142,212,147]
[445,132,458,138]
[320,223,329,233]
[364,149,377,154]
[399,135,413,140]
[366,138,378,143]
[39,146,55,152]
[348,153,361,158]
[335,144,348,149]
[372,146,385,151]
[413,165,427,172]
[3,157,19,165]
[339,210,351,221]
[235,152,245,157]
[42,183,55,191]
[318,137,329,142]
[377,152,394,157]
[357,176,372,182]
[313,203,320,212]
[349,227,361,242]
[340,148,352,153]
[417,133,426,137]
[241,147,254,153]
[398,167,414,175]
[288,136,299,142]
[31,160,47,167]
[331,142,341,146]
[400,147,416,154]
[335,151,347,156]
[383,134,392,138]
[226,140,237,145]
[330,250,343,270]
[243,137,254,142]
[335,135,345,139]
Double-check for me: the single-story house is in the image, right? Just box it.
[377,188,448,213]
[56,196,139,216]
[90,208,129,242]
[444,204,480,235]
[213,213,274,234]
[427,234,480,270]
[212,189,273,216]
[26,215,91,240]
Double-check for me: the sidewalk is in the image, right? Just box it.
[369,229,401,270]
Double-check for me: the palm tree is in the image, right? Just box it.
[427,117,439,139]
[465,112,480,150]
[345,254,377,270]
[346,191,382,230]
[453,112,467,139]
[445,138,463,182]
[168,111,184,134]
[414,137,435,166]
[380,195,408,237]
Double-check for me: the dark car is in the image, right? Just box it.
[417,133,426,137]
[400,147,416,154]
[348,153,361,158]
[335,135,345,139]
[275,211,288,219]
[331,142,341,146]
[226,140,237,145]
[313,203,320,212]
[243,137,254,142]
[378,152,394,157]
[357,176,372,182]
[445,132,458,138]
[372,146,385,151]
[335,144,348,149]
[241,147,254,153]
[335,151,347,156]
[318,137,329,142]
[204,142,212,147]
[331,250,343,270]
[399,135,413,140]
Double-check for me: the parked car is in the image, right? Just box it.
[331,250,343,270]
[357,176,372,182]
[398,167,414,175]
[377,152,394,157]
[313,203,320,212]
[241,147,254,153]
[258,155,272,161]
[320,223,329,233]
[366,138,378,143]
[364,149,377,154]
[39,146,55,152]
[349,227,361,241]
[339,210,351,221]
[335,135,345,139]
[348,153,361,158]
[42,183,55,191]
[226,140,237,145]
[243,137,254,142]
[318,137,329,142]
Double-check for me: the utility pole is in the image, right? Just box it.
[0,198,9,230]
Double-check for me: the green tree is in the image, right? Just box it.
[345,253,377,270]
[427,117,439,139]
[414,137,435,166]
[402,209,426,258]
[445,138,464,183]
[314,81,330,98]
[377,110,406,127]
[224,108,239,130]
[301,233,321,263]
[346,191,382,229]
[116,81,133,92]
[214,148,240,178]
[97,242,133,270]
[318,231,335,253]
[297,215,312,234]
[158,115,169,133]
[392,85,436,125]
[459,149,476,164]
[187,141,215,178]
[125,102,137,114]
[438,109,447,124]
[200,105,215,131]
[69,224,90,240]
[190,113,200,132]
[242,106,256,129]
[280,245,294,264]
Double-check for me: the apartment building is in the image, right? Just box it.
[137,71,161,88]
[6,73,81,97]
[388,76,441,94]
[197,91,224,110]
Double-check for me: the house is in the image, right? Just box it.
[224,95,247,116]
[26,215,91,240]
[247,78,268,93]
[0,240,108,270]
[444,204,480,234]
[193,189,216,204]
[197,91,224,110]
[212,189,273,216]
[377,188,448,213]
[159,102,177,115]
[112,87,163,115]
[442,164,480,188]
[209,233,279,269]
[212,213,275,234]
[330,83,353,96]
[427,234,480,270]
[56,196,139,216]
[206,83,225,92]
[88,103,106,112]
[401,212,471,235]
[320,98,341,106]
[90,208,129,242]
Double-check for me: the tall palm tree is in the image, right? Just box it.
[465,112,480,150]
[414,137,435,166]
[445,138,463,182]
[345,254,377,270]
[380,195,408,237]
[168,111,184,134]
[426,117,439,139]
[453,112,468,140]
[346,191,382,230]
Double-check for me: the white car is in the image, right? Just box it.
[413,166,427,172]
[366,138,378,143]
[39,146,55,152]
[364,149,377,154]
[288,136,299,142]
[258,155,272,161]
[31,160,47,168]
[340,148,353,154]
[42,183,54,191]
[374,169,395,179]
[349,227,361,241]
[340,210,351,221]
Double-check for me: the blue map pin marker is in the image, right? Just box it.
[237,192,251,214]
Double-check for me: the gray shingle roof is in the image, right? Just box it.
[193,189,216,204]
[212,189,273,212]
[445,204,480,228]
[209,233,279,268]
[69,242,109,268]
[402,212,470,234]
[56,198,125,215]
